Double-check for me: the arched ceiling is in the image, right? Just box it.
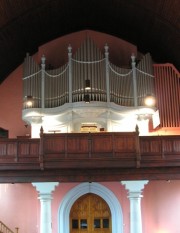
[0,0,179,84]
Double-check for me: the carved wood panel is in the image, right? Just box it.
[67,135,89,154]
[44,137,65,154]
[91,135,113,153]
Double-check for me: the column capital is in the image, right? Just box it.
[32,182,59,195]
[121,180,149,194]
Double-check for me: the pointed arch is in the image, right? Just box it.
[58,182,123,233]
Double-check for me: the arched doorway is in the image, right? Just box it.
[70,193,111,233]
[58,182,123,233]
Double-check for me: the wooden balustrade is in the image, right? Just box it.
[0,221,18,233]
[40,132,140,169]
[0,138,40,170]
[0,132,180,181]
[140,135,180,167]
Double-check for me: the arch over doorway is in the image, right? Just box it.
[58,182,123,233]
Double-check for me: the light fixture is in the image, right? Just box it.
[85,79,91,90]
[144,94,156,107]
[25,95,33,107]
[84,94,90,103]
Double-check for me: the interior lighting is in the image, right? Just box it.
[25,95,33,107]
[144,94,156,107]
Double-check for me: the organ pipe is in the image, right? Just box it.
[154,64,180,127]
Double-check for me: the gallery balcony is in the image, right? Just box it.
[0,131,180,183]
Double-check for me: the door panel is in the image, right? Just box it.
[70,193,111,233]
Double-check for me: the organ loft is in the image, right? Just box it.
[22,37,157,137]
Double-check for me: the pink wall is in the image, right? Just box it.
[0,183,39,233]
[0,66,31,138]
[100,182,130,233]
[0,181,180,233]
[142,180,180,233]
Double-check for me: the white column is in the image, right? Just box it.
[121,180,148,233]
[32,182,59,233]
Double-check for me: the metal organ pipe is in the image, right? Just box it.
[154,64,180,127]
[105,44,110,103]
[68,45,72,103]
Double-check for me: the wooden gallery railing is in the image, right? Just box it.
[140,135,180,167]
[0,132,180,178]
[39,130,141,169]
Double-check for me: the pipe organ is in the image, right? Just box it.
[22,37,179,136]
[23,38,155,109]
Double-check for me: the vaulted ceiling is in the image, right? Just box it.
[0,0,179,84]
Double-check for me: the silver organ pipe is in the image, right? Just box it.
[72,38,106,103]
[109,64,133,106]
[23,54,41,108]
[45,64,69,108]
[136,53,155,106]
[154,64,180,127]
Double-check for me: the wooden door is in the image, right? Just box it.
[70,193,111,233]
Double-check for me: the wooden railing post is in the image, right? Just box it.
[15,227,19,233]
[135,125,141,168]
[39,126,44,170]
[15,140,18,162]
[88,132,92,158]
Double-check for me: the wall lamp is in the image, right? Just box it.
[25,95,34,107]
[144,94,156,107]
